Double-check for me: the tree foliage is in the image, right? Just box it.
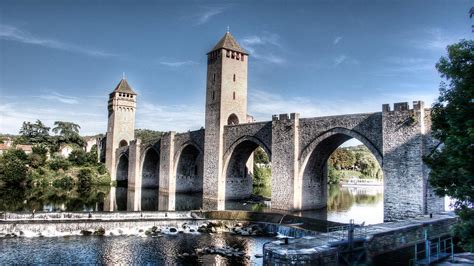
[254,147,270,164]
[135,129,164,144]
[328,145,382,182]
[0,149,30,186]
[52,121,84,147]
[424,40,474,249]
[16,120,50,145]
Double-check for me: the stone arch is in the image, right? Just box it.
[141,147,160,188]
[227,113,239,125]
[116,154,129,182]
[139,145,161,211]
[119,139,128,147]
[115,154,128,211]
[298,127,383,210]
[174,142,203,193]
[223,136,272,200]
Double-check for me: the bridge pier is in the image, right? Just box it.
[159,132,176,210]
[126,139,141,211]
[382,101,444,221]
[271,113,301,210]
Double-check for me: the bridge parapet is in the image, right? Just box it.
[272,112,299,121]
[382,101,425,112]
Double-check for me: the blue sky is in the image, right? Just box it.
[0,0,472,137]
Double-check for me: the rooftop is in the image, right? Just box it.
[112,79,137,95]
[208,32,247,55]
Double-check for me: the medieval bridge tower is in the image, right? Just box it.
[105,79,137,182]
[203,31,249,206]
[103,32,445,221]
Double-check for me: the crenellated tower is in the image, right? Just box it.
[105,78,137,181]
[203,31,249,206]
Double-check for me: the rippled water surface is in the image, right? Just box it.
[0,233,273,265]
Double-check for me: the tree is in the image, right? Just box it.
[17,120,50,145]
[424,40,474,250]
[52,121,84,146]
[254,147,270,164]
[0,149,30,186]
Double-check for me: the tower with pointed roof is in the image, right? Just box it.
[105,78,137,181]
[203,31,249,206]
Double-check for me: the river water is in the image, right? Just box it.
[0,184,383,264]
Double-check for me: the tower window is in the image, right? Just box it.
[212,91,215,100]
[233,74,236,82]
[227,114,239,125]
[233,91,236,100]
[213,73,216,83]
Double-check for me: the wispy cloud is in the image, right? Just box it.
[0,24,116,57]
[0,101,105,135]
[159,60,198,67]
[333,54,359,67]
[334,55,347,66]
[333,36,343,45]
[377,56,436,75]
[37,92,79,104]
[137,101,204,132]
[192,6,228,26]
[241,32,286,64]
[412,28,462,51]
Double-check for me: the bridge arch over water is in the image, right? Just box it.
[223,135,272,200]
[298,127,383,210]
[173,141,204,193]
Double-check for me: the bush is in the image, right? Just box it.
[0,149,30,185]
[97,164,107,175]
[52,176,74,190]
[68,149,88,165]
[48,157,71,171]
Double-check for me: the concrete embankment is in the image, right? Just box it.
[263,213,458,265]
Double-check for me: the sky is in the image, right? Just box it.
[0,0,472,140]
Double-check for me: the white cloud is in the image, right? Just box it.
[333,36,343,45]
[136,101,204,132]
[333,54,359,67]
[379,56,437,74]
[193,6,228,26]
[37,92,79,104]
[0,24,116,57]
[412,28,463,51]
[241,32,286,65]
[159,60,197,67]
[0,101,105,135]
[334,55,347,66]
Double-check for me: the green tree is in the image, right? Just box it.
[16,120,50,145]
[254,147,270,164]
[135,129,164,144]
[52,121,84,146]
[0,149,30,186]
[424,40,474,250]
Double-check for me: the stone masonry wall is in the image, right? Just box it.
[382,101,428,221]
[159,132,175,193]
[271,113,300,210]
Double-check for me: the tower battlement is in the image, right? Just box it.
[382,101,425,112]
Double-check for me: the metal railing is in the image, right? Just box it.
[409,237,454,266]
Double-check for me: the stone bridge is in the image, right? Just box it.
[108,101,443,221]
[103,32,443,221]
